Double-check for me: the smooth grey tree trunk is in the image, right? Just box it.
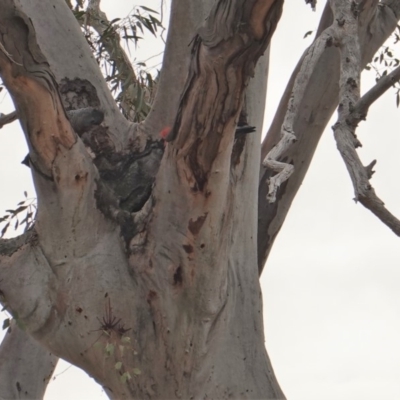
[0,0,284,398]
[0,0,399,398]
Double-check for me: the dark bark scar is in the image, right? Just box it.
[147,290,157,304]
[173,266,183,286]
[183,244,194,254]
[188,213,208,235]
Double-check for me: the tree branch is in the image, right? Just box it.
[257,0,400,273]
[351,64,400,122]
[262,22,338,202]
[0,2,112,271]
[0,5,77,175]
[164,0,283,192]
[16,0,134,152]
[0,322,58,400]
[0,110,16,129]
[144,0,217,140]
[332,0,400,236]
[85,0,138,121]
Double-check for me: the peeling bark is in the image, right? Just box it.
[167,0,283,192]
[15,0,135,152]
[2,0,398,396]
[331,0,400,235]
[257,0,400,272]
[0,0,285,398]
[145,0,216,140]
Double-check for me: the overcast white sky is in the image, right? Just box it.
[1,1,400,399]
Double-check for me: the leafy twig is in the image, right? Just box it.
[0,192,36,238]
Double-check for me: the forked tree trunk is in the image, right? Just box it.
[0,0,285,398]
[1,0,400,398]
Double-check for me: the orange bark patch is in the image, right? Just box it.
[250,0,276,40]
[16,77,76,170]
[0,59,76,172]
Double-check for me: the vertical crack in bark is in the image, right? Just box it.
[165,0,283,194]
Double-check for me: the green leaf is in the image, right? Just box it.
[115,361,122,370]
[139,6,158,14]
[132,368,141,375]
[120,371,131,383]
[12,206,28,215]
[105,343,114,356]
[1,222,10,237]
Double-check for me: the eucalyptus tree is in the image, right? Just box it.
[0,0,399,399]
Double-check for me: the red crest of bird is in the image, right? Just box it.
[160,127,171,140]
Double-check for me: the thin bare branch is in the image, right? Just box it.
[332,0,400,236]
[350,64,400,123]
[0,42,22,66]
[85,0,138,120]
[0,110,17,129]
[258,1,400,273]
[262,21,337,202]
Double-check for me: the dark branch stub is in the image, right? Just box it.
[305,0,317,11]
[0,111,17,129]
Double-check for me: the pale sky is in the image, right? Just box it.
[1,1,400,399]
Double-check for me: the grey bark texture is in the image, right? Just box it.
[0,0,284,398]
[0,323,57,400]
[257,0,400,272]
[0,0,399,398]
